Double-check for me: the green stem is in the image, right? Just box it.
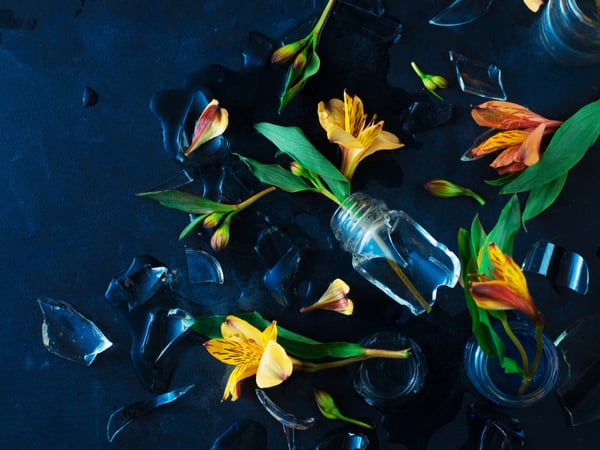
[464,188,486,206]
[291,348,410,373]
[310,0,336,39]
[410,61,425,79]
[521,322,545,395]
[336,415,374,430]
[500,316,531,394]
[235,186,276,211]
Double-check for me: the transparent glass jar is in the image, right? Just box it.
[330,192,460,315]
[538,0,600,66]
[353,332,427,408]
[464,321,560,408]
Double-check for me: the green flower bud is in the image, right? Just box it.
[313,389,374,429]
[430,75,448,89]
[271,39,306,65]
[210,224,230,251]
[292,51,307,71]
[203,212,224,229]
[424,179,485,205]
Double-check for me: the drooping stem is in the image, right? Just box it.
[290,348,410,373]
[521,322,545,395]
[311,0,336,40]
[500,315,530,384]
[235,186,276,211]
[464,188,486,206]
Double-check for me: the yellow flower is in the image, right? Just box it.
[299,278,354,315]
[204,315,293,401]
[183,99,229,157]
[470,243,543,324]
[318,90,404,180]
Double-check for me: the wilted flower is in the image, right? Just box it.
[464,101,562,175]
[313,389,373,429]
[204,316,293,402]
[183,99,229,157]
[470,243,543,324]
[424,179,486,205]
[410,62,448,100]
[299,278,354,315]
[318,90,404,180]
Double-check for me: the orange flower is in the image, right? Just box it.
[464,101,562,175]
[299,278,354,315]
[469,243,543,324]
[183,99,229,157]
[318,90,404,180]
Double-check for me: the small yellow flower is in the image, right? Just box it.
[470,243,543,324]
[318,90,404,180]
[299,278,354,315]
[183,99,229,157]
[204,316,293,402]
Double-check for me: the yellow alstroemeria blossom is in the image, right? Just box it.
[470,243,543,324]
[204,315,293,401]
[318,90,404,180]
[299,278,354,315]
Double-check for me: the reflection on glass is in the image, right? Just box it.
[429,0,494,27]
[185,248,225,284]
[555,315,600,426]
[315,431,371,450]
[464,403,526,449]
[209,420,267,450]
[521,239,589,295]
[145,169,194,192]
[255,388,316,450]
[106,384,194,442]
[449,50,507,100]
[37,297,113,366]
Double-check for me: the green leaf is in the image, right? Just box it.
[522,173,568,224]
[178,214,206,240]
[278,41,321,113]
[254,122,350,200]
[192,312,368,360]
[236,154,311,193]
[469,215,487,260]
[502,100,600,194]
[484,172,519,186]
[136,190,235,214]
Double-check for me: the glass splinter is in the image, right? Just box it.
[449,50,507,100]
[340,0,385,17]
[37,297,113,366]
[185,248,225,284]
[146,169,194,192]
[429,0,494,27]
[106,384,195,442]
[521,240,589,295]
[255,389,315,450]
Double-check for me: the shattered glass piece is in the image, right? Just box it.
[185,248,225,284]
[82,86,99,107]
[37,297,113,366]
[400,100,454,135]
[340,0,385,16]
[555,316,600,426]
[263,246,305,307]
[429,0,494,27]
[146,169,194,192]
[463,402,525,449]
[209,420,267,450]
[106,384,194,442]
[449,50,507,100]
[521,240,589,295]
[105,255,198,393]
[339,5,403,44]
[242,31,277,68]
[256,389,315,450]
[315,432,371,450]
[105,255,171,311]
[255,225,296,267]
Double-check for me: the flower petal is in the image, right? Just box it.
[184,99,229,156]
[328,127,364,150]
[514,123,546,166]
[318,99,345,134]
[204,338,261,366]
[300,278,354,315]
[470,281,538,322]
[523,0,545,13]
[486,243,531,301]
[344,90,366,137]
[469,130,530,157]
[471,101,552,130]
[256,341,293,388]
[221,315,264,346]
[362,129,404,154]
[260,320,278,343]
[222,363,257,401]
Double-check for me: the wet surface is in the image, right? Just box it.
[2,1,600,449]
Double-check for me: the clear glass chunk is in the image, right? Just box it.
[449,50,507,100]
[521,239,589,295]
[464,402,526,449]
[106,384,194,442]
[315,431,371,450]
[185,248,225,284]
[37,297,113,366]
[340,0,385,17]
[209,420,267,450]
[429,0,494,27]
[555,316,600,426]
[146,169,194,192]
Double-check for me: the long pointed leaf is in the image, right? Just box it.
[136,190,235,214]
[522,173,568,223]
[237,154,311,193]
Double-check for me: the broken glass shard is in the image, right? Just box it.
[242,31,276,68]
[315,431,371,450]
[106,384,194,442]
[263,246,305,307]
[464,402,525,449]
[521,240,589,295]
[461,128,498,161]
[555,316,600,426]
[340,0,385,17]
[37,297,113,366]
[146,169,194,192]
[209,420,267,450]
[82,86,99,107]
[449,50,507,100]
[429,0,494,27]
[255,388,315,450]
[105,255,199,393]
[400,100,454,135]
[338,3,402,44]
[185,248,225,284]
[255,225,296,267]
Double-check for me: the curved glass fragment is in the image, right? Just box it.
[429,0,494,27]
